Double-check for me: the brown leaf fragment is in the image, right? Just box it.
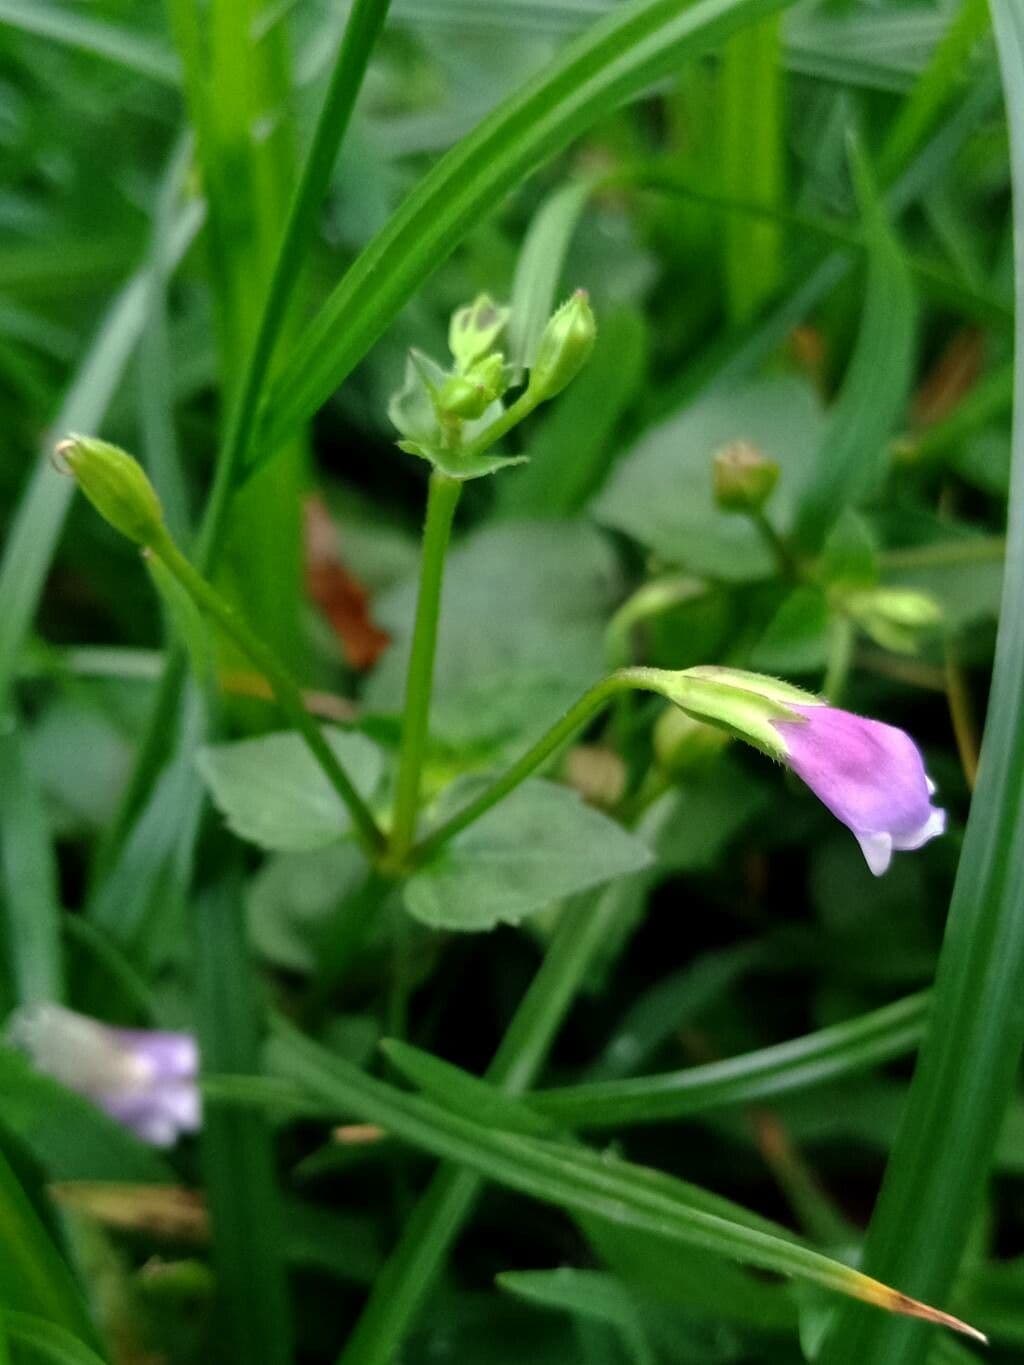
[304,495,391,671]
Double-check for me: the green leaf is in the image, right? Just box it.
[593,376,826,580]
[197,729,383,853]
[0,0,178,84]
[496,308,649,519]
[0,1048,172,1184]
[794,142,917,549]
[364,521,619,747]
[497,1269,658,1365]
[0,730,63,1006]
[257,0,798,460]
[246,843,369,974]
[272,1018,981,1340]
[404,778,653,931]
[195,879,293,1365]
[653,761,770,872]
[531,991,928,1129]
[381,1040,558,1137]
[0,1310,108,1365]
[507,180,594,378]
[749,586,831,674]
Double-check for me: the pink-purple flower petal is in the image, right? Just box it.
[772,704,946,875]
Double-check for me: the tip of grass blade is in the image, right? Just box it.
[850,1270,988,1344]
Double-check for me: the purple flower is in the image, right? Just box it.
[8,1004,200,1147]
[772,705,946,875]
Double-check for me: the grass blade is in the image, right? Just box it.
[257,0,798,463]
[0,198,201,718]
[507,178,593,377]
[815,7,1024,1361]
[720,14,785,322]
[0,1149,98,1349]
[0,1310,108,1365]
[531,991,929,1128]
[272,1018,984,1344]
[794,142,917,549]
[0,0,178,84]
[0,729,63,1005]
[195,878,293,1365]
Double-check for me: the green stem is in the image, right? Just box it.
[460,387,540,461]
[104,0,392,865]
[148,528,385,861]
[389,472,462,859]
[410,670,644,866]
[751,509,798,579]
[336,881,642,1365]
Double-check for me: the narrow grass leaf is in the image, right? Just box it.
[195,880,293,1365]
[274,1018,984,1343]
[795,143,917,549]
[257,0,798,461]
[0,1311,108,1365]
[507,179,593,377]
[0,0,178,84]
[532,991,929,1128]
[0,730,62,1005]
[816,8,1024,1362]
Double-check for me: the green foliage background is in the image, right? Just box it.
[0,1,1022,1363]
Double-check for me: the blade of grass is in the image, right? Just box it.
[0,194,201,719]
[195,877,293,1365]
[107,0,393,856]
[878,0,990,181]
[272,1017,984,1344]
[794,141,917,550]
[815,7,1024,1362]
[0,0,178,84]
[0,728,63,1005]
[507,178,594,379]
[0,1310,108,1365]
[531,991,929,1129]
[0,1149,99,1349]
[256,0,798,464]
[337,884,643,1365]
[720,15,784,322]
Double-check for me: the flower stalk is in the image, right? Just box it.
[389,470,463,860]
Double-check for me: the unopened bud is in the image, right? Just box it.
[712,441,779,513]
[436,375,491,420]
[527,290,596,401]
[844,587,942,654]
[449,294,509,370]
[55,435,164,545]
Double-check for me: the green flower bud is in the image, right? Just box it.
[527,290,597,402]
[844,587,942,654]
[465,351,507,403]
[449,294,509,371]
[55,434,164,545]
[712,441,780,513]
[436,374,491,421]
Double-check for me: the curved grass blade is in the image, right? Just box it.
[531,991,929,1128]
[795,139,917,550]
[272,1018,984,1344]
[0,1311,108,1365]
[0,195,202,719]
[0,0,178,84]
[0,729,62,1005]
[815,7,1024,1362]
[257,0,797,463]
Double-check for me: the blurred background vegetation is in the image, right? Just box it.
[0,1,1022,1363]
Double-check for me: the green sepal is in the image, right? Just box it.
[632,664,823,758]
